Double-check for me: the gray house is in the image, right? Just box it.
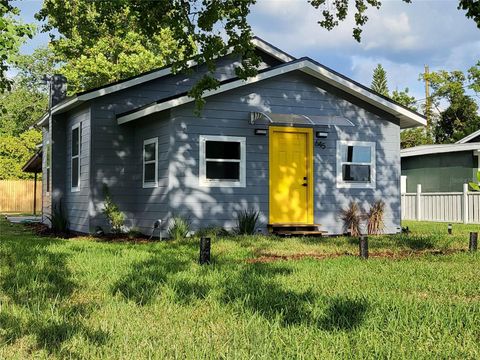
[38,37,425,236]
[401,131,480,193]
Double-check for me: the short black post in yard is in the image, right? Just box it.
[199,237,211,265]
[359,235,368,259]
[448,223,453,235]
[469,232,478,252]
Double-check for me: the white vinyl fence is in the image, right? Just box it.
[402,184,480,224]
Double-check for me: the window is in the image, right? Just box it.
[336,141,376,189]
[199,135,246,187]
[143,137,158,188]
[71,123,81,191]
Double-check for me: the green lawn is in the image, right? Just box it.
[0,219,479,359]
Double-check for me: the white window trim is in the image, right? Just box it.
[199,135,246,188]
[143,137,158,188]
[336,140,376,189]
[71,123,81,192]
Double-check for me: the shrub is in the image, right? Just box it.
[102,185,125,234]
[234,209,259,235]
[196,225,230,239]
[364,200,385,235]
[168,216,191,240]
[339,201,362,237]
[46,201,69,235]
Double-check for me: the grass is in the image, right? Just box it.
[0,218,479,359]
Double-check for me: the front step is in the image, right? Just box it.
[268,223,327,237]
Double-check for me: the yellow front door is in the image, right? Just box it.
[269,126,313,224]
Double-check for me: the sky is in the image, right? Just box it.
[14,0,480,106]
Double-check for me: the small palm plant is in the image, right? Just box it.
[468,171,480,191]
[364,200,385,235]
[339,201,362,237]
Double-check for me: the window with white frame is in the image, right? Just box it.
[71,123,81,191]
[143,137,158,188]
[199,135,246,187]
[336,141,376,189]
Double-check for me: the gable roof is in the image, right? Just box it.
[37,37,294,126]
[117,57,426,128]
[401,143,480,157]
[456,129,480,144]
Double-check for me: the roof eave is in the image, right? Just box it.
[118,59,427,128]
[401,144,480,157]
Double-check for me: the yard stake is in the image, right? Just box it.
[359,236,368,259]
[199,237,211,265]
[469,232,478,252]
[448,223,452,235]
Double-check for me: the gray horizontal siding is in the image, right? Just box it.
[64,106,91,233]
[168,70,401,234]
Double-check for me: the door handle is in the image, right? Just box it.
[302,183,307,187]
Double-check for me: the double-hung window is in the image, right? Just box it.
[71,123,81,192]
[199,135,246,187]
[143,137,158,188]
[336,141,376,189]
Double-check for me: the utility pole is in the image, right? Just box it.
[424,64,430,130]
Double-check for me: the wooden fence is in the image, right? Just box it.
[0,180,42,214]
[402,184,480,224]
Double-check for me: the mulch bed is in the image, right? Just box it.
[23,222,155,242]
[247,249,465,263]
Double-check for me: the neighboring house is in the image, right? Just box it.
[36,37,425,235]
[401,132,480,193]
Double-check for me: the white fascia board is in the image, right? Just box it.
[456,129,480,144]
[118,59,426,127]
[36,112,49,127]
[401,144,480,157]
[36,96,82,126]
[251,38,295,63]
[299,63,426,129]
[36,40,294,126]
[118,61,307,124]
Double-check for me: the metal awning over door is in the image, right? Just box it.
[250,112,355,127]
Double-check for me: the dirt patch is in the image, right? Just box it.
[247,249,466,263]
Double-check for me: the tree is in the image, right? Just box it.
[371,64,389,96]
[425,69,480,143]
[36,0,255,106]
[0,48,55,179]
[0,129,42,180]
[391,88,418,111]
[370,65,432,149]
[14,46,57,91]
[36,3,192,95]
[0,86,47,136]
[0,1,35,92]
[0,47,55,136]
[36,1,480,104]
[58,27,185,94]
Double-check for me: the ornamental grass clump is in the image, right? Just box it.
[365,200,385,235]
[46,201,69,236]
[339,201,362,237]
[234,209,259,235]
[167,216,191,240]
